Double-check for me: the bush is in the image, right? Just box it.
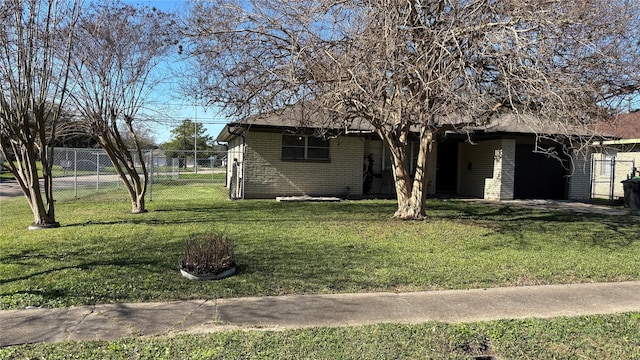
[179,234,236,275]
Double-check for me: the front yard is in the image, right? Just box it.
[1,183,639,309]
[1,183,639,358]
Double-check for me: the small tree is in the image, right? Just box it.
[0,0,80,228]
[162,119,213,165]
[67,2,177,213]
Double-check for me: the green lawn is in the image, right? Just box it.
[1,183,640,309]
[1,184,640,358]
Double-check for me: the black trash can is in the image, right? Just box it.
[621,178,640,210]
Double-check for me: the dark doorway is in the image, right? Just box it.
[514,144,568,200]
[436,142,458,193]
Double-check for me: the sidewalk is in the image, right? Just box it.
[2,281,639,347]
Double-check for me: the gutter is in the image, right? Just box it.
[602,138,640,146]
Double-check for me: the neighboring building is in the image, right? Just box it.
[216,107,597,201]
[591,111,640,201]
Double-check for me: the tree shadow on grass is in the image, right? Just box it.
[428,200,640,249]
[0,256,163,286]
[62,200,398,228]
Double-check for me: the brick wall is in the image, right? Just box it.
[242,131,364,198]
[568,151,593,201]
[458,138,515,200]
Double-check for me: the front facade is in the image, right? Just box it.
[225,130,364,199]
[218,117,593,201]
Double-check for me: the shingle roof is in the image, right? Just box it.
[459,113,596,137]
[217,105,600,141]
[593,111,640,139]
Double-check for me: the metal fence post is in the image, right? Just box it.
[148,152,153,202]
[74,150,78,198]
[96,153,100,192]
[609,157,616,202]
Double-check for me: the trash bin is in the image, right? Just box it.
[621,178,640,210]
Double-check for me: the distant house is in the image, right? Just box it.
[591,111,640,200]
[216,107,597,201]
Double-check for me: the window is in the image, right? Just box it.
[282,135,330,161]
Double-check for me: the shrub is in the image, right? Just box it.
[179,234,236,275]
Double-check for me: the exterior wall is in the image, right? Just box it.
[242,131,364,198]
[225,136,244,187]
[226,136,245,198]
[497,139,516,200]
[458,138,515,200]
[568,150,593,201]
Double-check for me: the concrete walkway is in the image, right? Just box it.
[2,281,640,347]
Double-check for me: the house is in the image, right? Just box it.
[590,111,640,201]
[216,107,597,201]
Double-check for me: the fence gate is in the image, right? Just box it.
[591,156,636,201]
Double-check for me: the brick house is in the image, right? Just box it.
[216,108,595,201]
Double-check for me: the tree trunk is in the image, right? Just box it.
[9,147,60,229]
[130,175,147,214]
[126,117,149,214]
[97,130,148,214]
[388,127,433,220]
[26,177,58,228]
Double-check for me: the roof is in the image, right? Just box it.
[593,111,640,140]
[216,106,599,142]
[458,113,597,138]
[216,105,375,142]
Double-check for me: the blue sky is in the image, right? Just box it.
[119,0,228,144]
[120,0,640,144]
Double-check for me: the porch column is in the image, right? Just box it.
[484,138,515,200]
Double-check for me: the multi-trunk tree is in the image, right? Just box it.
[67,1,177,213]
[187,0,640,219]
[0,0,80,228]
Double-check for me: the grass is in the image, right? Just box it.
[2,313,640,359]
[1,184,640,357]
[1,183,640,309]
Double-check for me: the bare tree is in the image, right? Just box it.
[67,2,177,213]
[0,0,80,228]
[187,0,640,219]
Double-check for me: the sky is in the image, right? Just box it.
[119,0,229,145]
[120,0,640,144]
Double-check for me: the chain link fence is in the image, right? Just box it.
[591,155,636,202]
[51,148,227,201]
